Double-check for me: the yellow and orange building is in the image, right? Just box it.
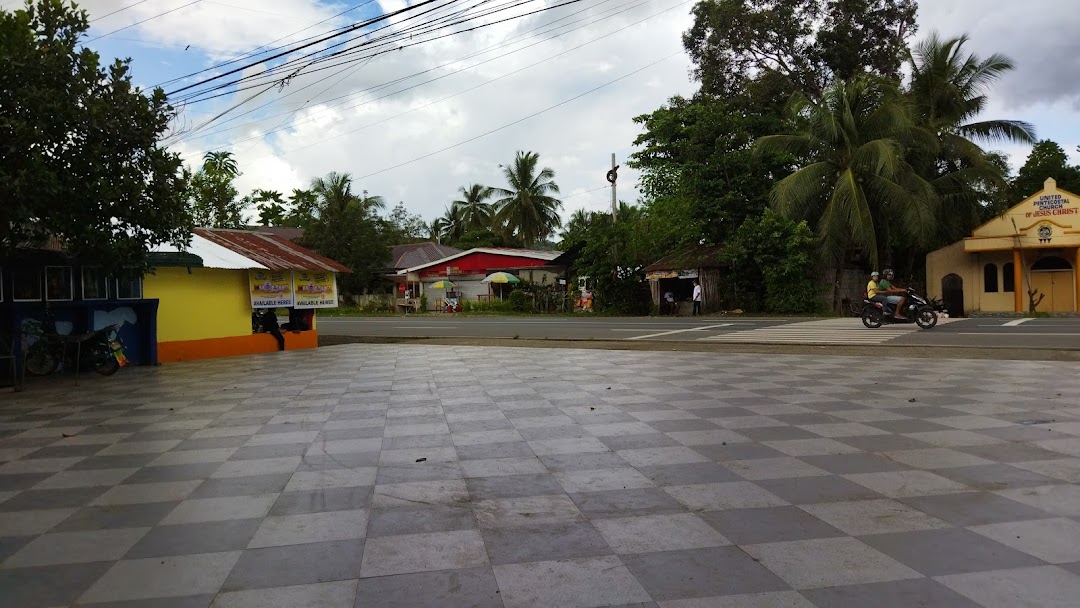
[928,178,1080,315]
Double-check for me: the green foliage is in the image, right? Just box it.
[383,202,428,244]
[419,295,428,312]
[492,151,563,247]
[454,229,508,249]
[189,151,247,228]
[0,0,190,271]
[284,189,318,227]
[507,288,529,312]
[300,172,391,295]
[571,207,655,315]
[252,190,286,227]
[683,0,918,98]
[1012,140,1080,199]
[630,93,792,247]
[721,210,820,313]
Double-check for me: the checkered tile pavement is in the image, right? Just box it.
[2,345,1080,607]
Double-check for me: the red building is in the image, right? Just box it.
[394,247,564,310]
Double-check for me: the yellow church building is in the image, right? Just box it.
[928,178,1080,315]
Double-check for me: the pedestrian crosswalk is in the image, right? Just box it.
[699,317,957,345]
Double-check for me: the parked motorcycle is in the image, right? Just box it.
[861,287,939,329]
[24,323,128,377]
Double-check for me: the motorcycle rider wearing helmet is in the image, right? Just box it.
[867,271,888,311]
[879,268,907,320]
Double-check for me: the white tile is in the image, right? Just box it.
[210,580,357,608]
[882,448,993,469]
[616,447,710,467]
[658,592,816,608]
[801,499,951,535]
[553,468,655,493]
[33,468,136,490]
[723,458,830,481]
[0,508,77,536]
[373,480,468,508]
[79,551,242,603]
[970,518,1080,564]
[285,468,377,492]
[743,537,920,589]
[936,565,1080,608]
[360,530,487,578]
[461,457,548,478]
[474,494,584,528]
[211,456,301,478]
[248,510,368,548]
[844,471,969,498]
[149,448,239,466]
[664,482,788,511]
[593,513,730,553]
[1,528,148,567]
[243,431,320,446]
[494,555,651,608]
[996,484,1080,516]
[91,480,202,505]
[162,494,278,524]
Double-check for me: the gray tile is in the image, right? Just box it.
[455,441,535,461]
[352,566,502,608]
[692,443,788,462]
[861,527,1046,576]
[359,529,487,578]
[3,527,148,566]
[270,486,372,515]
[51,501,178,532]
[125,518,262,558]
[757,476,882,504]
[222,539,364,591]
[743,537,920,589]
[0,561,114,608]
[374,462,463,485]
[900,491,1055,526]
[933,463,1064,490]
[958,442,1064,462]
[481,521,612,565]
[970,518,1080,564]
[0,485,108,511]
[538,452,630,471]
[0,534,33,562]
[229,444,309,461]
[571,487,686,518]
[367,505,476,537]
[838,435,935,452]
[936,565,1080,608]
[802,499,951,535]
[189,473,292,498]
[800,577,983,608]
[636,462,743,486]
[702,506,846,545]
[466,473,564,500]
[381,434,454,450]
[622,546,788,601]
[123,463,221,484]
[593,513,729,554]
[210,580,353,608]
[598,433,681,451]
[248,509,368,548]
[162,494,278,524]
[494,555,651,608]
[79,551,242,604]
[298,453,381,471]
[68,453,160,470]
[81,595,216,608]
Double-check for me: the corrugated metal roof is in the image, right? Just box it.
[194,228,351,273]
[391,242,463,270]
[643,245,724,272]
[152,233,267,270]
[399,247,563,274]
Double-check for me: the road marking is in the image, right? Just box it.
[626,323,733,340]
[699,318,920,345]
[1003,318,1033,327]
[393,326,456,329]
[958,332,1080,336]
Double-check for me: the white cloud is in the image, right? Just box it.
[75,0,1079,225]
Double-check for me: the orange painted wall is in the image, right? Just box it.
[158,330,319,363]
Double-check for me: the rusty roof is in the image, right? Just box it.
[644,244,724,272]
[390,242,463,270]
[194,228,351,273]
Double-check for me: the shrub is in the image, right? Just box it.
[508,289,529,312]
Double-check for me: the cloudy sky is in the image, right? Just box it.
[12,0,1080,225]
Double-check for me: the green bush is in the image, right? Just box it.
[419,295,428,312]
[507,289,529,312]
[721,210,821,314]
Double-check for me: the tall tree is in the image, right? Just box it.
[284,188,318,227]
[755,76,937,309]
[251,190,286,227]
[452,184,495,232]
[384,202,428,243]
[683,0,917,99]
[492,151,563,247]
[301,172,390,294]
[436,205,466,243]
[1,0,190,270]
[1012,140,1080,199]
[189,151,246,228]
[906,33,1035,245]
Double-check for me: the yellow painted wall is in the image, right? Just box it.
[966,178,1080,252]
[144,267,252,342]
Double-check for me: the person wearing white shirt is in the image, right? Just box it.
[692,280,702,315]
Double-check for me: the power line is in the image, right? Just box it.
[173,0,586,105]
[89,0,157,23]
[352,50,682,180]
[84,0,201,44]
[181,0,622,143]
[164,0,448,97]
[154,0,380,88]
[273,0,689,154]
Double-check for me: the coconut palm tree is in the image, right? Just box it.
[906,33,1036,243]
[452,184,495,232]
[492,151,563,247]
[436,204,466,243]
[755,76,937,309]
[203,151,239,178]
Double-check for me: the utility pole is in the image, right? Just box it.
[606,154,619,225]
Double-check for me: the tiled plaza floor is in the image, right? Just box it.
[2,344,1080,607]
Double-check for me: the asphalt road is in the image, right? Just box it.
[316,315,1080,349]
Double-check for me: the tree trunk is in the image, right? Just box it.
[832,266,843,314]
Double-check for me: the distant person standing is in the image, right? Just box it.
[692,280,702,316]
